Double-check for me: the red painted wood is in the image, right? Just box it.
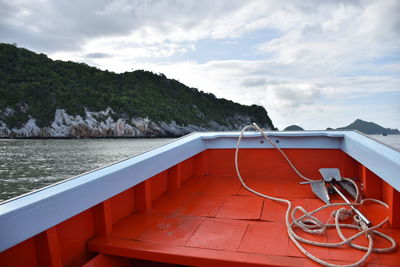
[382,181,400,228]
[194,151,207,177]
[208,149,358,178]
[181,193,225,217]
[187,220,248,251]
[35,227,63,267]
[56,208,96,266]
[0,238,38,267]
[2,148,400,267]
[110,188,135,224]
[93,200,113,236]
[216,195,263,220]
[391,188,400,228]
[152,192,195,214]
[82,253,132,267]
[151,171,168,201]
[203,176,241,195]
[88,172,398,266]
[181,157,194,182]
[360,165,382,199]
[137,216,201,246]
[89,236,324,267]
[375,228,400,265]
[135,180,152,212]
[239,223,288,256]
[168,164,182,192]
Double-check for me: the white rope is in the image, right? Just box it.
[234,124,397,267]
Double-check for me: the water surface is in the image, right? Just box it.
[1,134,399,202]
[0,138,173,202]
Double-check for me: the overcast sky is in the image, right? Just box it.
[1,0,399,130]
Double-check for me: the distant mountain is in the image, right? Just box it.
[0,43,275,138]
[330,119,400,135]
[284,125,304,131]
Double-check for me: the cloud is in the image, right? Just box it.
[257,0,400,69]
[123,57,399,130]
[0,0,251,53]
[241,77,266,87]
[0,0,399,130]
[4,0,399,71]
[85,52,111,59]
[267,83,322,108]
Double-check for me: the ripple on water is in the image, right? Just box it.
[0,138,173,202]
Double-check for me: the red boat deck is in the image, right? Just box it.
[1,148,399,267]
[89,172,400,266]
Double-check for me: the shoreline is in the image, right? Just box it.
[0,135,182,140]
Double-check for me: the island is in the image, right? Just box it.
[329,119,399,135]
[0,43,275,138]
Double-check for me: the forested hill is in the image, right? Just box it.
[333,119,399,135]
[0,43,275,138]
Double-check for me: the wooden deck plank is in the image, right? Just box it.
[89,236,323,267]
[88,175,397,266]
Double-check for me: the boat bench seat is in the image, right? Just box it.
[88,175,400,266]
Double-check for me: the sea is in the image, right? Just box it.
[0,138,174,202]
[0,135,399,203]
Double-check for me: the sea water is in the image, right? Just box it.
[0,135,399,202]
[0,138,173,202]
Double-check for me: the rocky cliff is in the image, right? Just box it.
[0,107,268,138]
[0,43,275,138]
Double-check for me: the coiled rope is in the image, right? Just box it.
[235,124,397,267]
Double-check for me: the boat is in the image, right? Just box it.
[1,125,399,266]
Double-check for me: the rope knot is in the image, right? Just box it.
[292,206,326,234]
[353,215,372,237]
[331,208,353,222]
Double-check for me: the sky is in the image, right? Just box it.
[1,0,399,130]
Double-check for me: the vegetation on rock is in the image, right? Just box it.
[0,43,275,132]
[331,119,399,135]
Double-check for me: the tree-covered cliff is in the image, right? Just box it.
[0,43,275,137]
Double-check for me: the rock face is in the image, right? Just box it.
[0,107,272,138]
[0,44,276,137]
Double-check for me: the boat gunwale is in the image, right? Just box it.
[201,130,346,139]
[0,130,399,253]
